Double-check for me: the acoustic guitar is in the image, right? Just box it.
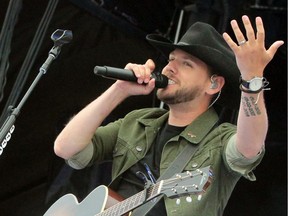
[44,166,212,216]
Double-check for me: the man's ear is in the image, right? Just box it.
[207,75,225,95]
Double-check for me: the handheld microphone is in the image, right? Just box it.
[94,66,168,88]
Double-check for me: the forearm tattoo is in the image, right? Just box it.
[242,96,262,117]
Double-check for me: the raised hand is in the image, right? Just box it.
[223,15,284,80]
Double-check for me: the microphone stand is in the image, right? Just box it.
[0,29,72,156]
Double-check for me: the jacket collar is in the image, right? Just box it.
[138,108,219,144]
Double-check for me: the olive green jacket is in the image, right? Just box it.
[70,108,264,216]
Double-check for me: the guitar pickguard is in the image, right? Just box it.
[44,185,108,216]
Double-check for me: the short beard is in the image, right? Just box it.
[157,86,201,105]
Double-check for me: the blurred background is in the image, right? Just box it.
[0,0,286,215]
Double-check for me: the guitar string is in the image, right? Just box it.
[97,169,211,215]
[96,183,161,216]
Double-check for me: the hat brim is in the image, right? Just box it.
[147,34,241,110]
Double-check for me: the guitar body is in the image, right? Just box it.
[44,167,212,216]
[44,185,109,216]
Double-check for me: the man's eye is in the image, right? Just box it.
[183,61,192,67]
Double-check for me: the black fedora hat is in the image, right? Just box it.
[146,22,241,110]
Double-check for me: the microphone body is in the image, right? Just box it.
[94,66,168,88]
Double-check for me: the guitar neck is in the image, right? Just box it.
[97,182,162,216]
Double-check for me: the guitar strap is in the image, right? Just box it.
[131,141,199,216]
[131,119,219,216]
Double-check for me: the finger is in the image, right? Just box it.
[242,15,256,42]
[125,63,144,83]
[135,63,154,84]
[136,65,147,84]
[125,63,137,72]
[255,16,265,46]
[222,32,238,52]
[143,66,152,83]
[145,78,156,92]
[145,59,155,71]
[143,59,155,83]
[230,19,246,46]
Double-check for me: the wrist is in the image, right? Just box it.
[239,84,263,94]
[239,76,269,93]
[109,82,131,100]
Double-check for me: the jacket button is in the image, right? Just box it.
[136,146,143,152]
[191,163,198,168]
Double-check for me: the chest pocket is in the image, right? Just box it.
[183,142,222,170]
[112,138,146,178]
[184,149,210,171]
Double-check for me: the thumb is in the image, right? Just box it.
[267,40,284,59]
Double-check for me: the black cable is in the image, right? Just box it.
[10,0,58,103]
[0,0,59,124]
[0,0,22,102]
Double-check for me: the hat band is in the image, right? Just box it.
[177,42,189,45]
